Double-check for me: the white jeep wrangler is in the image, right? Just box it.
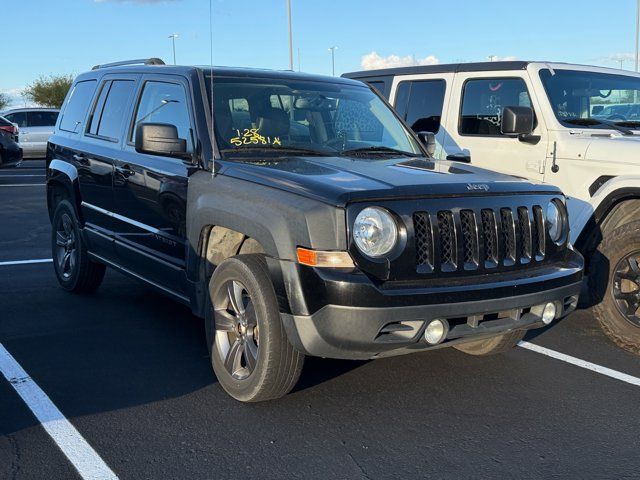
[346,61,640,354]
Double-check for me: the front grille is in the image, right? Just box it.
[414,205,546,274]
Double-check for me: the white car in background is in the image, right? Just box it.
[0,108,59,159]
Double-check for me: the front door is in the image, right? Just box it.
[442,73,548,181]
[112,75,194,295]
[26,110,59,157]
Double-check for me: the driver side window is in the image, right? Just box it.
[131,81,193,153]
[460,78,532,136]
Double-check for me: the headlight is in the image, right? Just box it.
[546,199,567,244]
[353,207,398,257]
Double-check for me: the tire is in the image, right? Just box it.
[590,221,640,355]
[206,255,304,402]
[51,200,106,293]
[454,330,525,356]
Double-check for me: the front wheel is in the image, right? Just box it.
[206,255,304,402]
[454,330,525,356]
[591,221,640,355]
[51,200,105,293]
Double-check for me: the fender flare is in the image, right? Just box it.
[574,182,640,265]
[47,159,82,222]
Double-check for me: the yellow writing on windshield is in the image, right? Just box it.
[230,128,281,147]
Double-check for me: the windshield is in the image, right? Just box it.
[540,69,640,127]
[205,75,422,159]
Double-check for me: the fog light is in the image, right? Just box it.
[424,319,449,345]
[542,302,556,325]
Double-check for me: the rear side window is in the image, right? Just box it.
[368,81,385,94]
[60,80,97,133]
[28,111,59,127]
[459,78,531,136]
[89,80,135,140]
[394,80,446,133]
[131,81,193,152]
[4,112,27,128]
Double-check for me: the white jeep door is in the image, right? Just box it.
[441,72,548,181]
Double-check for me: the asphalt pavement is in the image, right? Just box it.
[1,160,639,480]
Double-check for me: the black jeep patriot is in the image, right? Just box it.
[46,58,584,402]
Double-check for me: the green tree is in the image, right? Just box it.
[0,92,9,111]
[24,74,74,109]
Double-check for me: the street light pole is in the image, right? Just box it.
[287,0,293,70]
[168,34,178,65]
[328,46,337,76]
[636,0,640,72]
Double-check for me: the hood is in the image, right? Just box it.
[218,156,559,206]
[585,133,640,164]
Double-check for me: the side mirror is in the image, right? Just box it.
[416,131,437,157]
[501,106,534,135]
[135,123,188,158]
[501,106,540,144]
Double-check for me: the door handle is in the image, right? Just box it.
[73,153,89,164]
[446,153,471,163]
[115,165,135,177]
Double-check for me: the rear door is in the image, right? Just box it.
[26,110,59,157]
[389,74,454,158]
[4,111,31,155]
[75,75,138,260]
[112,74,194,295]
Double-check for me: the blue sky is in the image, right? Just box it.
[2,0,639,105]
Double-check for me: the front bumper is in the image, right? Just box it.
[279,250,583,360]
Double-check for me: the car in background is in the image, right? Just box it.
[0,118,22,168]
[0,108,59,159]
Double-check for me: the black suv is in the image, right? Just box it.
[47,58,583,402]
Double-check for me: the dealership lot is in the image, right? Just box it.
[1,161,640,479]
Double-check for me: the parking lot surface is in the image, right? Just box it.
[1,161,640,479]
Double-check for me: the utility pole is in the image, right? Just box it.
[298,48,301,72]
[287,0,293,70]
[328,46,338,76]
[636,0,640,72]
[488,55,497,62]
[168,34,179,65]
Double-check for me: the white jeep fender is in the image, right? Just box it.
[571,175,640,245]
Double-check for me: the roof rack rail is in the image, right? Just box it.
[91,58,165,70]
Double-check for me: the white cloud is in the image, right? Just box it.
[608,53,635,62]
[360,51,440,70]
[0,88,30,109]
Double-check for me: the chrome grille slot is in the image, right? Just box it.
[437,211,457,271]
[481,209,498,268]
[413,212,434,272]
[500,208,516,266]
[460,210,478,269]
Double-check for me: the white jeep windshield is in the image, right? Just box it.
[540,68,640,129]
[205,76,422,159]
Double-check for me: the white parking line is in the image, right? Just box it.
[0,344,119,480]
[0,184,46,187]
[518,341,640,387]
[0,174,45,177]
[0,259,53,266]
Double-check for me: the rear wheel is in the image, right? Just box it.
[454,330,525,356]
[206,255,304,402]
[51,200,105,293]
[591,221,640,355]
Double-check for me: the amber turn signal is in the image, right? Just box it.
[296,247,355,268]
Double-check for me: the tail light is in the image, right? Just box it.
[0,124,18,136]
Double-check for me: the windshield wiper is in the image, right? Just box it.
[340,146,420,157]
[564,118,634,135]
[220,146,332,157]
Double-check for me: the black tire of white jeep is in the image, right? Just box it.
[453,330,526,356]
[590,221,640,355]
[51,200,106,293]
[206,255,304,402]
